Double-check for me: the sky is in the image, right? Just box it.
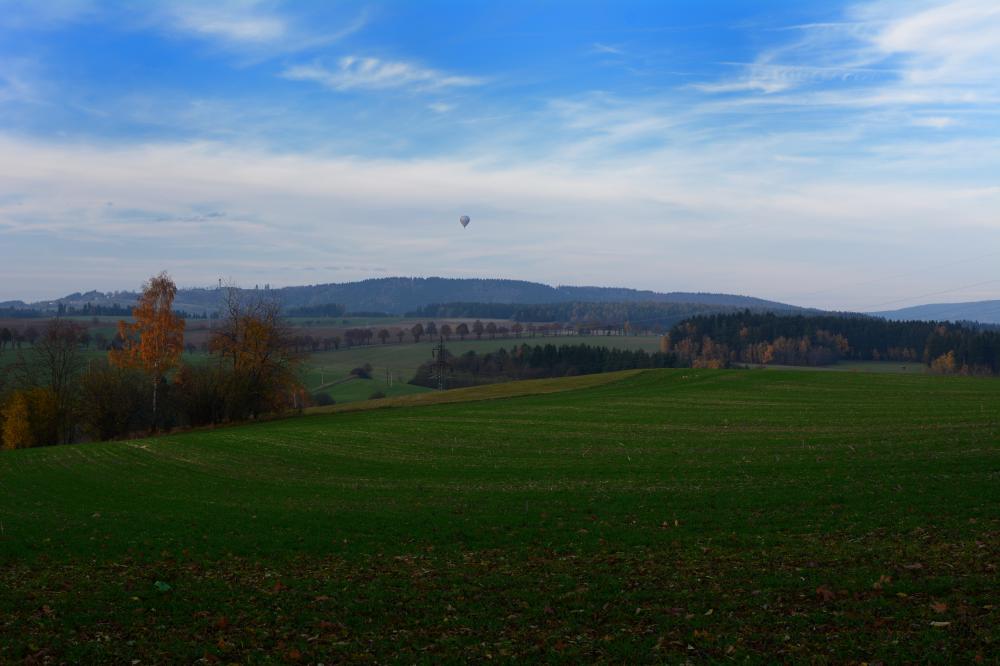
[1,0,999,311]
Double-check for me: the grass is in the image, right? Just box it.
[1,368,998,662]
[312,375,430,403]
[764,360,928,374]
[285,316,417,328]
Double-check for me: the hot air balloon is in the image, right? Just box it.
[460,215,470,228]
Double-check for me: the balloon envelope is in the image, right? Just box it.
[460,215,470,228]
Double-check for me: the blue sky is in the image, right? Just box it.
[1,0,999,310]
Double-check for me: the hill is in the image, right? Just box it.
[2,369,997,662]
[875,299,1000,325]
[27,277,806,316]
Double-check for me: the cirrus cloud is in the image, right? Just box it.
[283,56,484,92]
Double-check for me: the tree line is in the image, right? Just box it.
[287,319,591,352]
[0,323,117,352]
[0,303,209,319]
[1,273,304,450]
[663,311,1000,374]
[410,343,678,388]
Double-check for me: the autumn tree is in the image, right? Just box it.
[472,320,484,340]
[511,323,523,338]
[378,329,390,344]
[0,388,58,449]
[930,351,957,374]
[1,391,32,449]
[411,323,425,343]
[209,285,302,419]
[13,319,86,443]
[171,363,228,428]
[486,322,497,339]
[110,272,185,427]
[456,323,469,340]
[440,323,452,341]
[78,361,148,441]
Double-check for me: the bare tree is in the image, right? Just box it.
[209,284,303,419]
[14,319,86,444]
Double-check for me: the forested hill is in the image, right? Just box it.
[33,277,805,315]
[406,301,795,328]
[665,311,1000,374]
[875,300,1000,325]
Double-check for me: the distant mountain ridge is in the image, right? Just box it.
[874,300,1000,325]
[21,277,806,316]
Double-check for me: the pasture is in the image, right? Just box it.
[1,369,997,662]
[300,334,663,403]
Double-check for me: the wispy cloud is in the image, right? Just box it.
[591,42,625,55]
[696,0,1000,107]
[911,116,956,128]
[693,61,893,94]
[282,56,483,92]
[165,4,287,44]
[152,1,367,55]
[427,101,455,113]
[868,0,1000,85]
[0,62,37,104]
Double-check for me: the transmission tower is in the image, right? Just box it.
[430,336,450,390]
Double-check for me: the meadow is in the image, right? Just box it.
[1,368,997,662]
[299,334,663,403]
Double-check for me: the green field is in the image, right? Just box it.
[300,335,662,403]
[1,369,998,662]
[301,336,929,406]
[285,316,417,328]
[763,360,928,374]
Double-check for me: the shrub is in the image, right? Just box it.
[1,392,32,449]
[350,364,373,379]
[78,361,150,441]
[1,387,59,448]
[368,389,386,400]
[312,392,335,407]
[172,364,228,427]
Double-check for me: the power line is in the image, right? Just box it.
[860,279,1000,310]
[786,250,1000,302]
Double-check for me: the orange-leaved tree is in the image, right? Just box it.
[2,391,32,449]
[110,271,185,426]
